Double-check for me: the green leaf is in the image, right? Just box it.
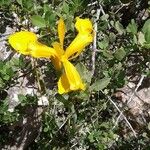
[127,19,137,35]
[22,0,33,10]
[63,2,69,14]
[88,132,95,143]
[55,94,69,106]
[76,63,92,84]
[31,15,46,28]
[102,50,114,60]
[16,0,22,6]
[3,74,10,81]
[0,0,11,6]
[18,94,26,102]
[115,21,125,35]
[98,40,109,50]
[138,32,146,45]
[109,32,116,43]
[142,19,150,43]
[98,35,109,50]
[45,11,56,26]
[114,47,126,61]
[143,43,150,49]
[133,35,138,44]
[90,77,111,92]
[43,4,51,13]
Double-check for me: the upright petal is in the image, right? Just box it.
[51,42,64,70]
[62,58,85,91]
[58,73,70,94]
[8,31,37,55]
[52,42,64,57]
[64,33,93,59]
[75,17,93,34]
[58,18,66,48]
[28,41,57,58]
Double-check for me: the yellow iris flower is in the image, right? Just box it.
[8,17,93,94]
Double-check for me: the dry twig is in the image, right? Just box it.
[92,2,111,76]
[91,4,100,76]
[113,75,146,130]
[101,90,137,137]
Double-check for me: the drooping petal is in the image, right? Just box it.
[28,41,57,58]
[8,31,37,55]
[58,18,66,48]
[75,17,93,34]
[62,58,85,91]
[64,33,93,59]
[51,56,62,70]
[58,73,70,94]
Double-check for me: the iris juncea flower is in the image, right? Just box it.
[54,17,93,94]
[8,17,93,94]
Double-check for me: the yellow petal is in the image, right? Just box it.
[52,42,64,57]
[62,58,85,91]
[58,73,70,94]
[51,57,62,70]
[58,18,66,48]
[75,17,93,34]
[64,33,93,59]
[28,41,57,58]
[8,31,37,55]
[51,42,64,70]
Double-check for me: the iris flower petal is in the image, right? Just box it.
[52,42,64,56]
[28,41,56,58]
[64,17,93,59]
[8,31,37,55]
[51,42,64,70]
[58,18,66,48]
[64,33,93,59]
[75,17,93,34]
[51,57,62,70]
[58,73,70,94]
[62,58,85,91]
